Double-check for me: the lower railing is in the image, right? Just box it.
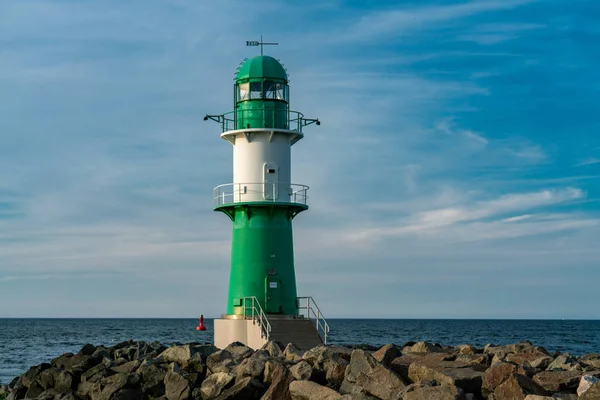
[240,296,271,341]
[213,182,309,207]
[297,296,330,344]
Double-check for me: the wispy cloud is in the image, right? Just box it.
[576,157,600,167]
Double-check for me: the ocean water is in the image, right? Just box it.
[1,318,599,385]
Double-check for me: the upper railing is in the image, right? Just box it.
[204,110,320,133]
[297,296,330,345]
[213,182,309,207]
[239,296,271,341]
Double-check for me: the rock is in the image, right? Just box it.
[261,364,294,400]
[482,362,516,397]
[96,372,141,400]
[261,341,285,359]
[289,361,313,381]
[579,375,600,396]
[404,342,446,353]
[224,342,254,362]
[408,362,484,397]
[530,357,555,370]
[200,372,235,399]
[581,354,600,370]
[53,352,102,377]
[164,370,191,400]
[25,380,45,398]
[580,382,600,399]
[494,373,549,400]
[546,354,578,371]
[79,344,98,356]
[215,376,264,400]
[284,343,303,363]
[533,370,592,392]
[289,381,340,400]
[523,396,554,399]
[323,358,347,387]
[159,344,218,368]
[112,360,141,374]
[139,364,166,398]
[390,353,447,383]
[233,350,271,381]
[402,384,467,400]
[207,350,235,374]
[456,345,479,355]
[372,344,402,367]
[342,349,405,400]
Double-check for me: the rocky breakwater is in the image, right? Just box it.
[1,339,600,400]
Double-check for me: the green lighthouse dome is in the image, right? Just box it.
[236,55,288,82]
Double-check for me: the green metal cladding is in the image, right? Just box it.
[216,203,306,315]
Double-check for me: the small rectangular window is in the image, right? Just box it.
[238,83,249,100]
[250,82,262,99]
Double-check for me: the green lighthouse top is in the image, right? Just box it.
[235,56,288,82]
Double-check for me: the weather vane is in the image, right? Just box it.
[246,35,278,56]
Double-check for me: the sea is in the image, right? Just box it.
[1,318,599,385]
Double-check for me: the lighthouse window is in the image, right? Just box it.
[250,82,263,99]
[238,83,249,101]
[263,81,288,100]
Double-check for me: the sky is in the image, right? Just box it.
[1,0,599,319]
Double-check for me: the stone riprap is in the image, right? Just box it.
[2,340,600,400]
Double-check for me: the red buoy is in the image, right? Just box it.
[196,314,206,331]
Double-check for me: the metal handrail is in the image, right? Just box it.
[204,109,319,133]
[240,296,271,341]
[213,182,309,207]
[297,297,330,344]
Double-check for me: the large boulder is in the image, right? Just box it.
[404,342,446,354]
[580,382,600,399]
[164,370,191,400]
[482,362,517,397]
[289,361,314,381]
[233,350,271,381]
[581,354,600,370]
[207,350,235,374]
[199,372,235,400]
[533,370,597,392]
[138,364,166,398]
[402,383,467,400]
[546,354,579,371]
[390,353,448,383]
[284,343,304,363]
[372,344,402,367]
[224,342,254,363]
[215,376,264,400]
[261,364,294,400]
[94,372,142,400]
[408,362,484,396]
[493,373,549,400]
[289,381,340,400]
[341,349,405,400]
[159,344,217,368]
[261,341,285,359]
[578,375,600,396]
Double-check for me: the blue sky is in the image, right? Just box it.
[1,0,599,318]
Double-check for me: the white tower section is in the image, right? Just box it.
[218,128,304,203]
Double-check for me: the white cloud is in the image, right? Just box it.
[576,157,600,167]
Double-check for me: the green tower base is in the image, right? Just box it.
[215,202,307,316]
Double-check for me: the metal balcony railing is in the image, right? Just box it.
[213,182,309,207]
[297,296,330,344]
[204,109,319,133]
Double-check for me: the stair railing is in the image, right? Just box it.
[296,296,330,344]
[240,296,271,341]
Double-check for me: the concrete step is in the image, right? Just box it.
[267,318,323,350]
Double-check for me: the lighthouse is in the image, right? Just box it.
[205,43,328,350]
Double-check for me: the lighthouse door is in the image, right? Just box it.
[265,275,282,314]
[263,162,279,200]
